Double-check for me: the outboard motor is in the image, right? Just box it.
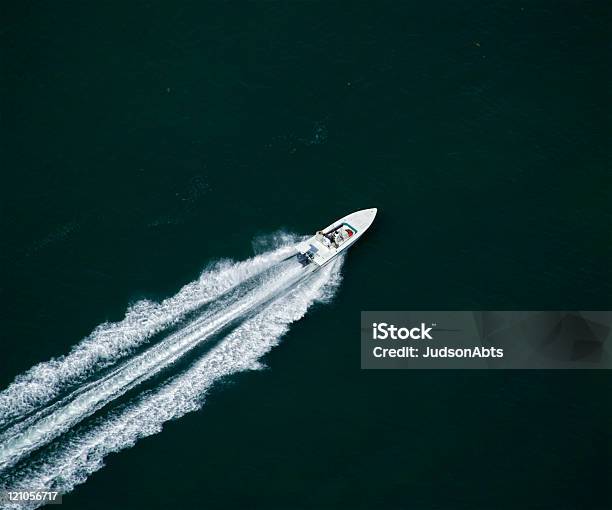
[296,252,312,266]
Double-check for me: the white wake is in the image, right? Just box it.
[0,235,344,508]
[0,234,298,429]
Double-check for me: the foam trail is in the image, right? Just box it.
[0,257,343,509]
[0,234,298,428]
[0,256,313,471]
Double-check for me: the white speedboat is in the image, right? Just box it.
[296,208,377,267]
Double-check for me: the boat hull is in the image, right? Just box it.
[296,208,377,267]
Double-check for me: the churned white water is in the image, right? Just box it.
[0,234,298,429]
[0,234,344,509]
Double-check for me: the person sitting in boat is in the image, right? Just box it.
[317,231,330,247]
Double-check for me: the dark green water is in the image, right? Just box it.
[1,2,611,509]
